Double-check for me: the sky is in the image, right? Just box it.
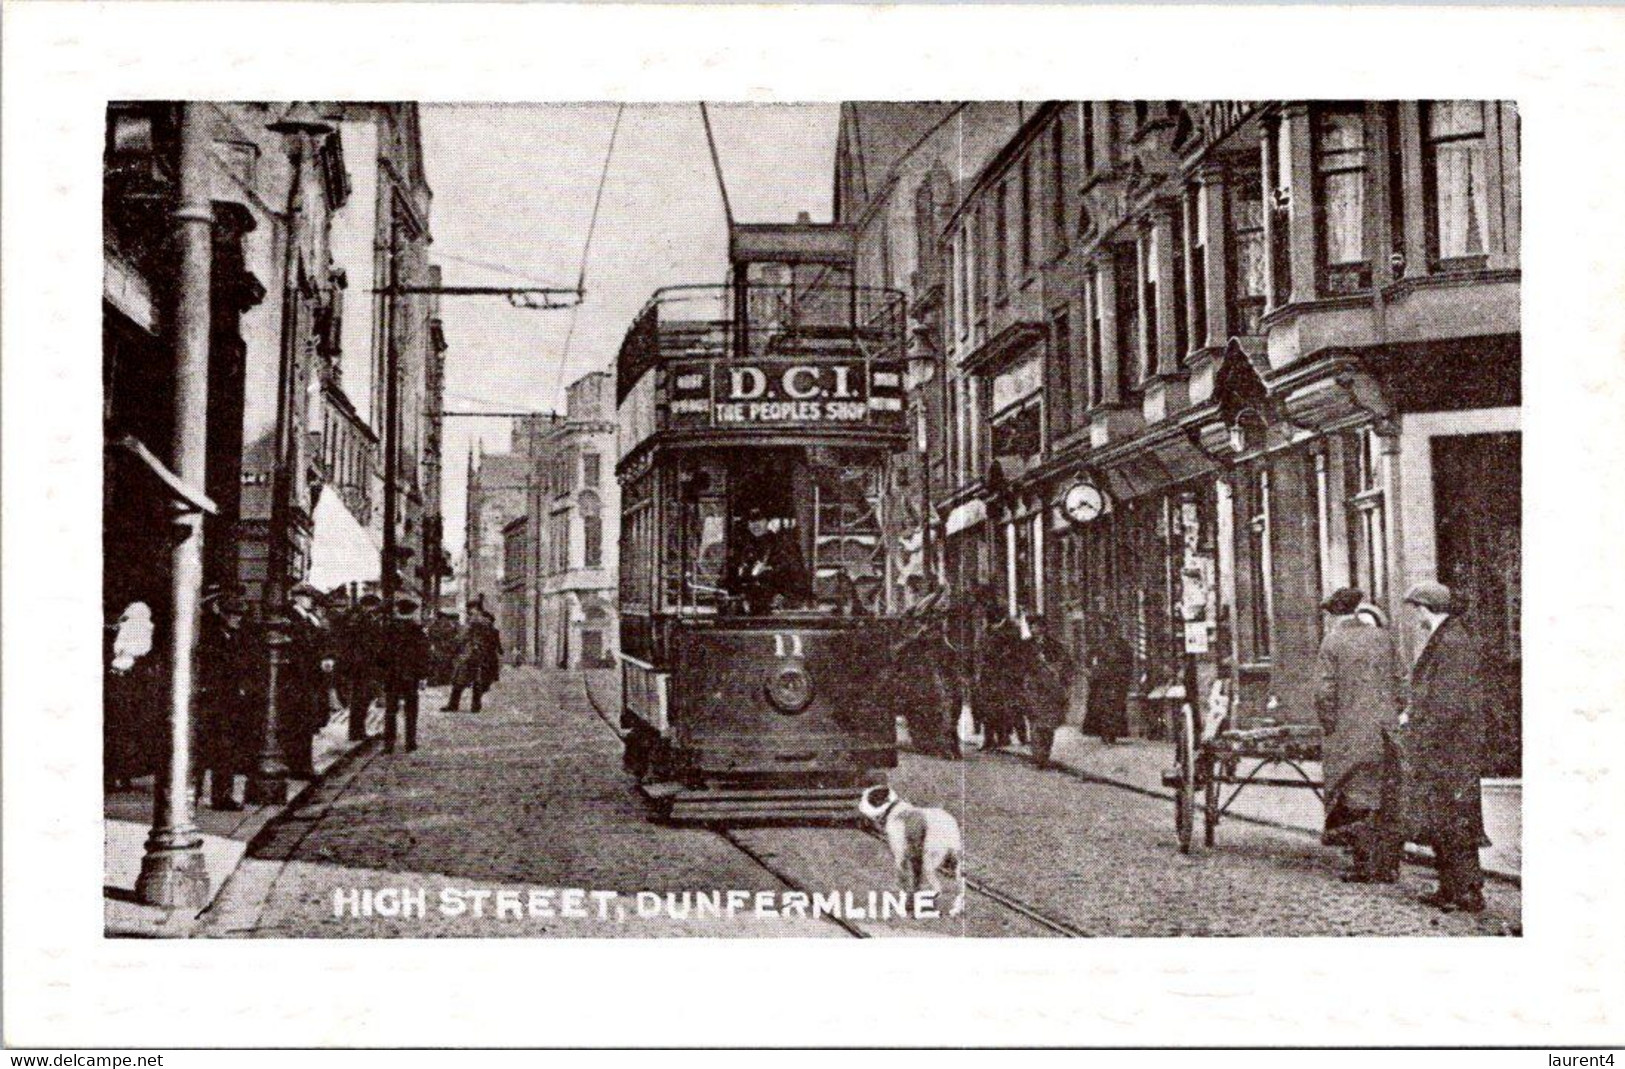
[419,102,842,560]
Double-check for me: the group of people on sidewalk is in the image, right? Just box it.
[885,582,1092,770]
[1315,580,1493,914]
[883,575,1494,915]
[104,586,506,808]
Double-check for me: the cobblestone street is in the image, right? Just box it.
[199,667,1519,938]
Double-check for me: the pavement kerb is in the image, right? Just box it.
[1021,750,1521,888]
[166,734,382,938]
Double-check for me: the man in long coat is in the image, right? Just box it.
[1314,587,1404,882]
[1085,622,1134,744]
[1402,580,1490,913]
[973,607,1026,750]
[446,607,502,712]
[1025,615,1073,770]
[888,597,961,759]
[381,598,428,754]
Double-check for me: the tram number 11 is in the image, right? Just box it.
[772,634,806,658]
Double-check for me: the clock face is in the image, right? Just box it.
[1064,482,1105,524]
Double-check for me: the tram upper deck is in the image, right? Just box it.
[615,222,910,466]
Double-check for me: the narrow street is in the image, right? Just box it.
[199,667,1520,939]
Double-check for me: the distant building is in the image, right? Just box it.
[532,371,619,669]
[462,449,530,622]
[501,514,531,662]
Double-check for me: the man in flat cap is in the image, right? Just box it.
[1403,580,1489,913]
[1315,586,1404,883]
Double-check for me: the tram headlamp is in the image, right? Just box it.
[764,661,813,714]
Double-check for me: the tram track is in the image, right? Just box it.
[575,668,866,937]
[573,668,1089,938]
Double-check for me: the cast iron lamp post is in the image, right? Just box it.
[247,103,335,805]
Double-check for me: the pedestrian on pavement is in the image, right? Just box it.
[426,610,460,686]
[888,592,961,759]
[337,593,386,742]
[446,606,502,712]
[1402,580,1491,914]
[1025,615,1074,771]
[196,587,257,810]
[382,598,428,754]
[1086,620,1134,744]
[105,599,160,791]
[1314,586,1405,883]
[281,583,331,778]
[973,605,1026,750]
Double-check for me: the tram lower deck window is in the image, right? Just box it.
[666,446,888,617]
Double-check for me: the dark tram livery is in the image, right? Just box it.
[614,220,909,822]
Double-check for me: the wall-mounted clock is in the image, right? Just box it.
[1062,480,1107,526]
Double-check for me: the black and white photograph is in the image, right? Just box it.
[6,0,1625,1052]
[97,97,1525,940]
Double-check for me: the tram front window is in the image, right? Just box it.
[668,446,886,617]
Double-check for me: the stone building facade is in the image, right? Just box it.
[849,101,1521,773]
[532,371,619,669]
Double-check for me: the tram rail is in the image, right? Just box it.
[572,667,1089,938]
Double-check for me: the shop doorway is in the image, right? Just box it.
[1431,431,1521,776]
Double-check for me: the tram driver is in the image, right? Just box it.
[724,503,811,615]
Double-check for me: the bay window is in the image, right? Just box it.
[1423,100,1490,267]
[1228,164,1267,335]
[1314,104,1371,294]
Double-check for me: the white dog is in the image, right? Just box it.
[859,785,965,918]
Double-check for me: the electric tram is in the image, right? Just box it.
[614,220,910,822]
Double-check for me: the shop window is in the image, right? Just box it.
[1423,101,1490,268]
[1315,105,1372,294]
[1228,165,1267,334]
[1345,429,1387,604]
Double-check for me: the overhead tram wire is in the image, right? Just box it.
[548,103,626,401]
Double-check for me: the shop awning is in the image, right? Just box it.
[944,497,987,536]
[306,488,380,592]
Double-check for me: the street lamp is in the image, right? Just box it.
[906,318,940,592]
[247,102,335,805]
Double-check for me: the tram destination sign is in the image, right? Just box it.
[667,359,905,431]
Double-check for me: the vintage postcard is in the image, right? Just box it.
[7,1,1624,1051]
